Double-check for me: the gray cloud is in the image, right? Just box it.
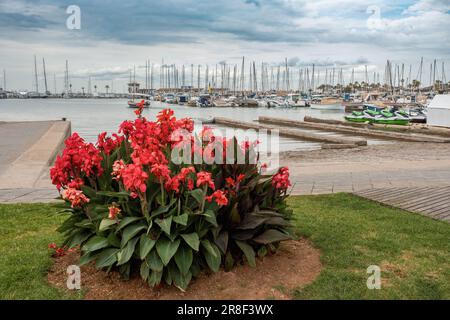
[1,0,449,90]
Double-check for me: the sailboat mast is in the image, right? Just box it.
[34,55,39,93]
[42,58,48,94]
[150,62,154,91]
[240,57,245,95]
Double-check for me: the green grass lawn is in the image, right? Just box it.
[289,194,450,300]
[0,194,449,300]
[0,203,79,299]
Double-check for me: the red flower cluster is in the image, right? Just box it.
[61,188,90,208]
[272,167,291,190]
[50,108,288,226]
[151,163,171,182]
[225,174,245,188]
[97,132,124,155]
[196,171,215,190]
[164,166,196,193]
[206,190,228,206]
[50,133,104,190]
[134,100,146,117]
[121,163,149,196]
[48,243,77,257]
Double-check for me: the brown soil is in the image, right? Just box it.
[47,239,321,300]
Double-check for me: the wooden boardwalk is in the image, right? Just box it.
[355,186,450,223]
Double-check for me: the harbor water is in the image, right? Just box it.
[0,99,347,152]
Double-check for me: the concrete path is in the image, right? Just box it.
[0,121,54,175]
[0,120,70,202]
[0,188,59,203]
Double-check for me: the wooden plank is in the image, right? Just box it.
[426,205,450,217]
[387,187,440,206]
[410,198,450,213]
[428,212,450,221]
[356,188,397,197]
[375,187,425,203]
[402,194,450,212]
[405,193,450,209]
[359,188,403,198]
[354,186,450,223]
[384,191,436,206]
[417,203,450,217]
[394,188,450,208]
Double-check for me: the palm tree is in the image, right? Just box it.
[105,85,110,95]
[94,85,97,93]
[81,87,85,96]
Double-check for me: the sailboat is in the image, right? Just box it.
[127,65,150,108]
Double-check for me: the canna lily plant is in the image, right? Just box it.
[50,108,293,290]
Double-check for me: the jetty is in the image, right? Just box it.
[259,116,450,143]
[213,117,368,147]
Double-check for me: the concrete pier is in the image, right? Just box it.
[304,116,450,138]
[259,116,450,143]
[214,117,368,146]
[0,120,71,201]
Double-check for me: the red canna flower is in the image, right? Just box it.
[151,163,171,182]
[165,176,181,193]
[187,178,194,190]
[67,178,84,189]
[48,243,57,249]
[108,205,121,219]
[111,159,125,180]
[225,177,236,187]
[134,100,146,117]
[196,171,215,190]
[50,133,103,190]
[272,167,291,190]
[121,164,148,194]
[97,132,124,155]
[205,190,228,206]
[61,188,90,208]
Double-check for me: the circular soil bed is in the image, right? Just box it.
[48,239,321,300]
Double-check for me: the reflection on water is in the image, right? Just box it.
[0,99,347,151]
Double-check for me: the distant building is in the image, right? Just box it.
[0,88,6,99]
[128,81,140,93]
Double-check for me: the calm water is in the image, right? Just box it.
[0,99,347,152]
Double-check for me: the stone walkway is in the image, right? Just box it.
[286,159,450,195]
[0,188,60,203]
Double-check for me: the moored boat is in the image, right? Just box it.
[128,99,150,109]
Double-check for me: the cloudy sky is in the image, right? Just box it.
[0,0,449,92]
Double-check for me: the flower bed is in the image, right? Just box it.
[50,108,292,290]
